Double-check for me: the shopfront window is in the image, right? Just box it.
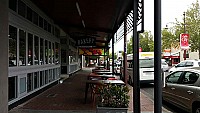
[20,77,26,94]
[45,40,48,64]
[49,42,52,64]
[55,42,60,64]
[28,33,33,65]
[8,76,17,101]
[27,73,33,92]
[34,72,39,89]
[9,25,17,67]
[40,38,44,65]
[19,29,26,66]
[34,36,39,65]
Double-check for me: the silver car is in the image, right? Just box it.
[162,67,200,113]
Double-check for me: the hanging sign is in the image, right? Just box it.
[180,33,189,50]
[76,37,96,47]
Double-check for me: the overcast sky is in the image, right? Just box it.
[113,0,197,52]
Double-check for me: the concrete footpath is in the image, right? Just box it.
[9,68,171,113]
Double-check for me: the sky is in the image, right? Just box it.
[113,0,197,52]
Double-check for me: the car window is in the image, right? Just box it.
[176,62,186,67]
[185,62,193,67]
[181,72,199,84]
[161,61,168,65]
[166,71,183,84]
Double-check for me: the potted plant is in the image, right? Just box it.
[96,84,130,113]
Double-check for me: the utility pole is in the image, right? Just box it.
[183,12,186,60]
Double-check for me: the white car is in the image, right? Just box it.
[169,59,200,73]
[161,60,169,72]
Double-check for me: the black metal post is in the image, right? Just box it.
[154,0,162,113]
[124,18,128,84]
[112,35,115,73]
[133,0,140,112]
[183,12,186,60]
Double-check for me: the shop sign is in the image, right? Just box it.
[76,37,96,47]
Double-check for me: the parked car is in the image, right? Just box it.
[169,59,200,73]
[161,60,169,72]
[162,67,200,113]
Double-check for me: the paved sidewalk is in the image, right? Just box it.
[9,68,170,113]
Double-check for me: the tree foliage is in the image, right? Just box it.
[162,0,200,58]
[127,31,154,54]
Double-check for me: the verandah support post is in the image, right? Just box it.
[112,35,115,73]
[154,0,162,112]
[124,18,128,84]
[133,0,140,113]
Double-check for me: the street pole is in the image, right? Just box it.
[183,12,186,60]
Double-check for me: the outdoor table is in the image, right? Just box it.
[95,66,105,70]
[94,71,113,75]
[84,79,125,103]
[87,74,116,80]
[92,69,110,73]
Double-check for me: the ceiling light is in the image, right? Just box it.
[76,2,81,17]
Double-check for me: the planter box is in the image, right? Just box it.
[96,106,128,113]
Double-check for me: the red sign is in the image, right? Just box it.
[180,33,189,50]
[139,47,142,52]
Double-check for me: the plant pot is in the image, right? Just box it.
[96,106,128,113]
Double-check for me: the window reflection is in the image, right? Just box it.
[9,25,17,67]
[28,33,33,65]
[45,40,48,64]
[19,29,26,66]
[55,42,60,64]
[34,36,39,65]
[40,38,44,65]
[49,42,52,64]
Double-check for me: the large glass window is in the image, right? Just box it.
[18,0,26,18]
[52,43,55,63]
[28,33,33,65]
[49,42,52,64]
[26,7,33,22]
[9,0,17,12]
[40,71,44,87]
[34,36,39,65]
[34,72,39,89]
[20,77,26,94]
[19,29,26,66]
[33,11,38,26]
[44,19,48,31]
[9,25,17,67]
[45,40,48,64]
[8,76,17,101]
[55,42,60,64]
[39,16,43,28]
[48,23,52,33]
[27,73,33,92]
[45,70,48,84]
[40,38,44,65]
[49,69,52,82]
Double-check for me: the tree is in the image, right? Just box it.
[139,31,154,52]
[127,31,154,54]
[184,0,200,58]
[109,53,117,60]
[161,27,178,51]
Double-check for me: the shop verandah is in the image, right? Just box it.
[0,0,162,113]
